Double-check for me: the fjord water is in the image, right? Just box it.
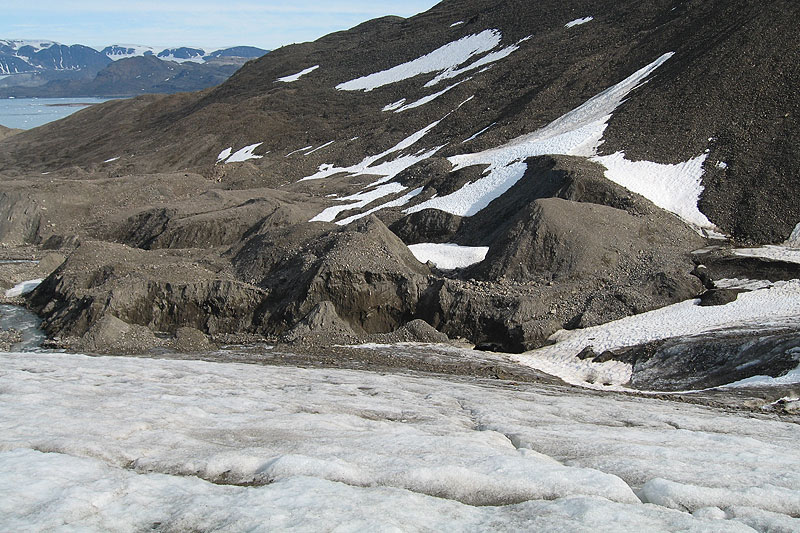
[0,97,114,129]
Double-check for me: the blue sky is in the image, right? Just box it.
[3,1,440,50]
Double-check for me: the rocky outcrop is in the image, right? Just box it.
[78,314,159,355]
[28,241,269,339]
[591,329,800,391]
[233,215,431,335]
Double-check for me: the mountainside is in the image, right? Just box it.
[0,55,242,98]
[0,39,268,96]
[1,0,799,388]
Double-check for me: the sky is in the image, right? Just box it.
[2,1,441,51]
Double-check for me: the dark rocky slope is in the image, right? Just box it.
[0,0,798,368]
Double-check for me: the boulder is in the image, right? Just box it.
[78,314,159,355]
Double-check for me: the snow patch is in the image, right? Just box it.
[734,246,800,265]
[216,147,232,163]
[450,21,465,27]
[310,183,408,223]
[277,65,319,83]
[424,36,530,88]
[102,157,120,163]
[335,188,424,226]
[591,151,713,228]
[408,243,489,269]
[4,279,43,298]
[405,52,716,230]
[225,143,265,164]
[301,119,444,183]
[337,30,517,91]
[565,17,594,28]
[511,280,800,388]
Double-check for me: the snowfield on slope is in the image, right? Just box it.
[1,351,799,531]
[404,51,716,230]
[336,30,527,91]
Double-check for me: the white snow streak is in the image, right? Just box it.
[309,183,407,223]
[336,30,513,91]
[565,17,594,28]
[277,65,319,83]
[301,119,444,183]
[390,79,469,113]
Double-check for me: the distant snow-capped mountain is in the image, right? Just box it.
[99,44,268,64]
[0,39,268,75]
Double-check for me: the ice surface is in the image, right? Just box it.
[336,30,513,91]
[511,280,800,388]
[734,245,800,264]
[4,279,43,298]
[408,243,489,269]
[224,143,265,164]
[277,65,320,83]
[1,352,798,530]
[565,17,594,28]
[714,278,774,291]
